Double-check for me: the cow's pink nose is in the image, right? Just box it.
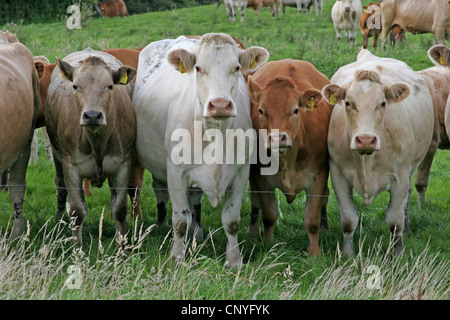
[208,98,232,118]
[345,6,351,11]
[355,134,377,150]
[268,132,291,148]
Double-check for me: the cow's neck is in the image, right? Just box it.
[81,125,114,161]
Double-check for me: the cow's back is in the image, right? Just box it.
[0,33,37,169]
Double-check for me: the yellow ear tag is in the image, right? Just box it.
[330,92,337,104]
[250,59,257,69]
[306,97,315,110]
[363,8,367,12]
[179,61,187,74]
[439,55,444,65]
[119,73,128,84]
[60,71,68,80]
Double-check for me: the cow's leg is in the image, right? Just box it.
[29,129,39,165]
[221,165,250,268]
[239,6,245,22]
[40,127,53,161]
[380,13,393,49]
[320,185,330,232]
[362,33,368,49]
[53,156,68,216]
[247,176,262,238]
[334,25,342,41]
[8,142,32,239]
[254,178,277,243]
[304,171,328,256]
[128,153,144,220]
[414,127,439,207]
[225,4,234,22]
[187,187,203,241]
[62,161,87,247]
[153,179,169,225]
[386,177,410,256]
[330,162,358,257]
[83,178,92,197]
[1,169,8,192]
[373,31,379,49]
[167,164,191,262]
[110,161,131,249]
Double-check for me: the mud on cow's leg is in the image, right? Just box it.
[153,179,169,225]
[188,187,203,241]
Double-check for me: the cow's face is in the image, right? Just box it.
[57,56,136,128]
[167,33,269,121]
[322,70,410,155]
[248,77,322,154]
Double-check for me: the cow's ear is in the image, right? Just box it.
[322,84,346,105]
[428,45,450,67]
[239,46,269,75]
[34,61,45,80]
[385,83,410,103]
[300,89,322,110]
[113,66,137,85]
[247,75,262,103]
[167,49,196,74]
[57,58,74,82]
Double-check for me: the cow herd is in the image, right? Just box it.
[0,17,449,268]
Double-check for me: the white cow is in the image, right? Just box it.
[133,34,269,267]
[322,50,434,257]
[223,0,248,22]
[281,0,322,15]
[331,0,362,44]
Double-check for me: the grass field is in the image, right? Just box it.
[0,1,449,300]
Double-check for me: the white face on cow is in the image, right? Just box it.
[167,33,269,121]
[322,70,410,155]
[57,56,136,128]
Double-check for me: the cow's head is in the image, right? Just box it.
[56,56,136,128]
[322,70,410,155]
[428,44,450,67]
[167,33,269,121]
[248,76,322,154]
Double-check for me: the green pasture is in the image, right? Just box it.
[0,1,448,300]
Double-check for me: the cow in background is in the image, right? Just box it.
[380,0,449,49]
[281,0,322,16]
[331,0,363,44]
[0,31,40,239]
[414,45,450,206]
[221,0,248,22]
[45,49,136,248]
[94,0,129,18]
[247,0,281,19]
[322,50,435,257]
[247,59,334,256]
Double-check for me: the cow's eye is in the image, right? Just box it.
[380,101,386,108]
[234,66,241,73]
[258,107,264,116]
[72,85,78,91]
[108,85,114,90]
[195,66,202,73]
[293,107,299,115]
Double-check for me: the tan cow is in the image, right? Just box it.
[380,0,449,49]
[414,48,450,206]
[94,0,129,18]
[322,50,435,257]
[247,60,334,256]
[331,0,363,44]
[45,48,136,248]
[0,31,40,238]
[34,48,144,220]
[247,0,281,18]
[428,45,450,143]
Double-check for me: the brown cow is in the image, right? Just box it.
[94,0,129,18]
[45,48,136,248]
[35,48,144,220]
[414,45,450,206]
[380,0,449,49]
[247,59,334,256]
[247,0,281,18]
[0,31,40,239]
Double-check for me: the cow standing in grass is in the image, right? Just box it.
[322,50,435,257]
[331,0,363,44]
[94,0,129,18]
[0,31,39,239]
[133,33,269,267]
[246,59,334,256]
[45,48,136,248]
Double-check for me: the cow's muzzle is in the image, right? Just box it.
[81,110,106,126]
[352,134,379,155]
[267,132,292,153]
[206,98,235,119]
